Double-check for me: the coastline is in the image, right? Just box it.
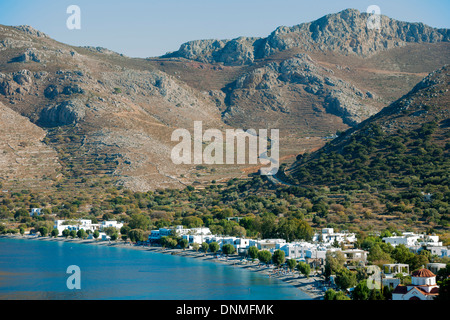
[0,234,325,300]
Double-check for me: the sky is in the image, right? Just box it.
[0,0,449,58]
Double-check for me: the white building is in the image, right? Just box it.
[53,219,99,236]
[426,263,447,275]
[383,233,442,247]
[278,242,314,259]
[149,226,212,243]
[312,228,356,245]
[100,220,124,231]
[342,249,368,264]
[249,239,286,253]
[30,208,42,216]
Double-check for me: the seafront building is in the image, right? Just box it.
[53,219,123,236]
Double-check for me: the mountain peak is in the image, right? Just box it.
[165,9,449,65]
[12,25,48,38]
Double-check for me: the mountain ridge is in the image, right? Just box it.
[0,9,449,192]
[163,8,449,65]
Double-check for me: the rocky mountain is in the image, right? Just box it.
[163,9,449,65]
[0,9,449,192]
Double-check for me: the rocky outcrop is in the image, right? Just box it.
[225,54,379,125]
[12,25,48,38]
[15,48,43,63]
[164,37,264,65]
[166,9,449,65]
[39,99,87,127]
[0,69,34,95]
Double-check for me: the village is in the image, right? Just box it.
[45,214,449,300]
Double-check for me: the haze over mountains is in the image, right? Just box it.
[0,8,449,191]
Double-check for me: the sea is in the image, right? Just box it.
[0,237,310,300]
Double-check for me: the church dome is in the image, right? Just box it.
[412,268,435,278]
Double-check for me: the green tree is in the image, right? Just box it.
[334,291,351,300]
[352,281,370,300]
[272,249,286,267]
[392,244,414,264]
[179,238,189,250]
[257,250,272,265]
[369,289,384,300]
[167,238,178,249]
[77,229,87,239]
[120,225,131,236]
[324,289,351,300]
[287,259,297,271]
[335,268,357,291]
[222,244,236,256]
[192,243,200,252]
[409,252,430,271]
[436,263,450,282]
[182,216,203,228]
[110,233,118,241]
[19,227,25,236]
[93,230,100,239]
[128,229,145,243]
[51,228,59,238]
[435,278,450,301]
[325,250,346,280]
[209,242,220,254]
[248,246,259,261]
[38,226,48,237]
[62,229,70,238]
[368,244,393,266]
[128,214,151,230]
[103,227,117,236]
[324,289,337,300]
[297,261,311,278]
[69,230,77,238]
[201,242,209,253]
[14,208,29,220]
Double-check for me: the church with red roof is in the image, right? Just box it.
[392,268,440,300]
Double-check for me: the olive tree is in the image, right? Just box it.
[257,250,272,265]
[272,249,286,267]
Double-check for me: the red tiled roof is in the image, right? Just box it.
[393,284,439,296]
[430,287,439,294]
[393,285,408,294]
[412,268,435,278]
[416,286,439,295]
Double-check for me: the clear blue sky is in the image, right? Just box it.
[0,0,449,58]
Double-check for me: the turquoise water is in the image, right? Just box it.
[0,238,309,300]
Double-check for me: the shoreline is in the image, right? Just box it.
[0,234,325,300]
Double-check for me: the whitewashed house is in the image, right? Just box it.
[53,219,99,236]
[30,208,42,216]
[312,228,356,245]
[278,242,313,259]
[100,220,123,231]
